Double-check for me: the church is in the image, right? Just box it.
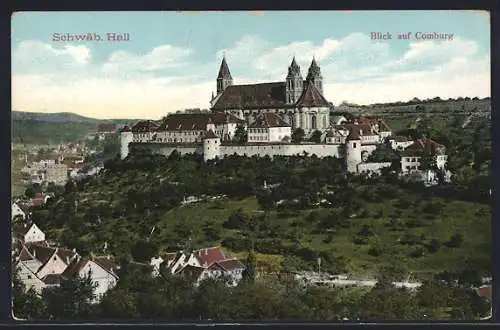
[210,56,332,136]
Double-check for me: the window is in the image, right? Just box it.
[406,166,410,170]
[353,143,357,148]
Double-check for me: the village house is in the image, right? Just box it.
[11,202,26,221]
[150,247,246,287]
[22,223,45,244]
[61,255,120,303]
[247,112,292,143]
[15,242,79,293]
[86,123,118,141]
[400,138,449,183]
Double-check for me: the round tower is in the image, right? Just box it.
[120,126,133,160]
[345,129,362,174]
[203,129,221,162]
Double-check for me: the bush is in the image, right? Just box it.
[424,238,441,253]
[220,236,251,252]
[409,247,425,258]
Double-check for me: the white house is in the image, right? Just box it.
[12,203,26,221]
[15,262,47,294]
[401,138,448,174]
[247,112,292,143]
[23,224,46,244]
[36,247,77,279]
[196,259,246,287]
[62,256,119,303]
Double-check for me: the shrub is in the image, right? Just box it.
[425,238,441,253]
[409,247,425,258]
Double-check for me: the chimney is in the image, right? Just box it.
[205,248,208,256]
[33,249,36,258]
[66,256,70,264]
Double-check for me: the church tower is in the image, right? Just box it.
[285,56,304,104]
[216,55,233,95]
[306,57,323,95]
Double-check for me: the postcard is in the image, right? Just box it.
[11,10,491,321]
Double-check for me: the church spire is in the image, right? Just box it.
[306,56,323,94]
[216,55,233,94]
[217,55,232,79]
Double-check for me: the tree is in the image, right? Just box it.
[131,240,159,263]
[232,125,247,144]
[12,271,47,320]
[291,128,305,143]
[43,271,97,320]
[100,288,138,318]
[309,130,323,143]
[242,250,257,283]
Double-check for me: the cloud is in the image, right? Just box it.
[102,45,192,75]
[11,33,490,119]
[12,40,91,73]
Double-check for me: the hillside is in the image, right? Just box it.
[11,111,142,145]
[29,112,491,281]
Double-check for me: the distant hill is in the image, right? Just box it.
[11,111,143,145]
[12,111,141,125]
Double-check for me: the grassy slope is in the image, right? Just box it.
[103,194,489,280]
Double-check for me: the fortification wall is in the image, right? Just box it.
[219,143,343,159]
[131,142,203,157]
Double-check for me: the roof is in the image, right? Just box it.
[18,246,35,262]
[179,265,205,283]
[163,252,178,264]
[93,256,119,275]
[56,248,77,263]
[157,114,213,131]
[192,247,227,268]
[402,138,445,156]
[62,258,88,278]
[212,82,288,110]
[330,115,347,124]
[211,259,245,272]
[27,244,56,265]
[333,123,373,136]
[97,123,117,133]
[249,112,290,128]
[42,273,63,285]
[296,82,330,107]
[478,286,491,298]
[210,112,245,125]
[131,120,160,133]
[204,129,219,139]
[346,128,361,141]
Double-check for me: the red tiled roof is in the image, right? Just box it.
[249,112,290,128]
[193,247,227,268]
[402,138,445,156]
[18,246,35,262]
[212,82,288,110]
[296,82,330,107]
[97,123,117,133]
[131,120,160,133]
[158,114,213,131]
[478,286,491,298]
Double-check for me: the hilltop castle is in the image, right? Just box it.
[119,55,448,179]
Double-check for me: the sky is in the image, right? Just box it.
[11,11,491,120]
